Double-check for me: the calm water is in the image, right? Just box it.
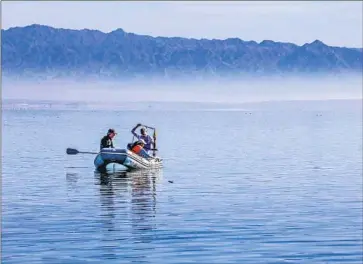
[2,99,362,263]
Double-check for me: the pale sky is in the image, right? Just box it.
[2,1,363,47]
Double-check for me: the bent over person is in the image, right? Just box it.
[100,128,117,150]
[131,139,153,159]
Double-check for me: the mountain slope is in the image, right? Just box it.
[2,24,362,79]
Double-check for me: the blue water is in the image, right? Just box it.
[2,99,362,263]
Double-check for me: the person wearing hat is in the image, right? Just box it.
[131,123,154,153]
[100,128,117,150]
[131,139,153,159]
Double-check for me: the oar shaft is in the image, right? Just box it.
[143,124,155,130]
[79,151,99,154]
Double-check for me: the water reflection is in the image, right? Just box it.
[129,170,158,244]
[65,169,162,260]
[94,169,163,245]
[65,172,79,193]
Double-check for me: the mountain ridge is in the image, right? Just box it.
[2,24,362,79]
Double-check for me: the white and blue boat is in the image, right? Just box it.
[93,148,163,171]
[67,124,162,172]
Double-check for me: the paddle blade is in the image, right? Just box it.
[66,148,79,155]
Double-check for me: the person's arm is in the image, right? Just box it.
[131,123,141,137]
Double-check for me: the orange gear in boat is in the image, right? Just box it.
[131,145,143,154]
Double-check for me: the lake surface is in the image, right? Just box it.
[2,99,362,263]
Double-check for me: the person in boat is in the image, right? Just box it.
[100,128,117,150]
[131,123,154,153]
[131,139,154,159]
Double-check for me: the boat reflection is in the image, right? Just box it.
[64,168,162,260]
[94,169,163,245]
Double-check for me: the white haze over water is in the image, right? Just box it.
[2,75,362,109]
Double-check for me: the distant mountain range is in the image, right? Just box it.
[2,24,362,79]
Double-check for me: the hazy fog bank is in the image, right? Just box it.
[2,74,362,105]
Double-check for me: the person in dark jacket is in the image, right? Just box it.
[100,128,117,150]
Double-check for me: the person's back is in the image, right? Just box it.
[131,144,143,154]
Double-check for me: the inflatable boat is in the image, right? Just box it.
[94,148,163,171]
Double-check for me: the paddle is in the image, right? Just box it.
[153,128,157,157]
[66,148,98,155]
[142,124,155,130]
